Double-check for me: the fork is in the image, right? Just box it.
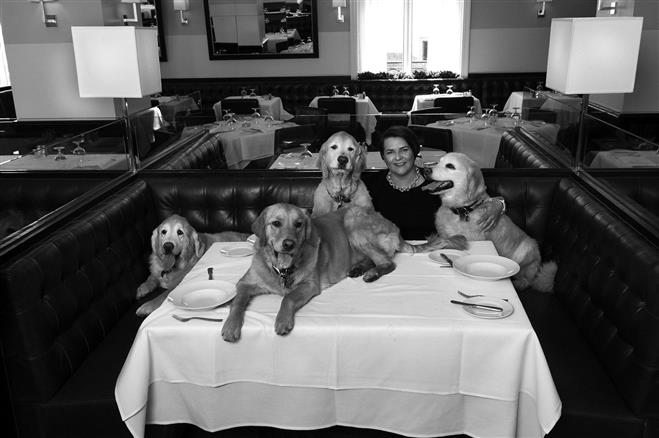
[458,290,509,302]
[171,314,224,323]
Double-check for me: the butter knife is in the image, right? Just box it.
[440,253,454,267]
[450,299,503,312]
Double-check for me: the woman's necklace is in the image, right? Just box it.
[386,167,422,192]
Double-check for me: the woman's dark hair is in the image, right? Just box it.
[380,125,420,157]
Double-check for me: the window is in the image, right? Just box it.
[350,0,469,77]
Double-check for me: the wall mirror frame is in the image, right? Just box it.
[142,0,167,62]
[203,0,319,60]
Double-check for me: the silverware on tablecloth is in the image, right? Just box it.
[172,314,224,323]
[449,300,503,312]
[207,267,214,280]
[458,290,509,302]
[440,253,454,267]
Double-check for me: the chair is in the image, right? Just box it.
[316,97,365,142]
[293,106,328,138]
[433,96,474,114]
[273,124,319,154]
[408,125,453,153]
[410,107,448,125]
[220,98,260,115]
[526,108,558,124]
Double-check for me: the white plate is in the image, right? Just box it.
[219,244,255,257]
[428,249,468,266]
[453,255,520,280]
[168,280,236,310]
[246,234,257,244]
[462,296,514,319]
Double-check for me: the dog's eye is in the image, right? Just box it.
[177,229,184,236]
[294,221,303,229]
[330,145,337,150]
[272,220,281,227]
[348,147,354,152]
[445,163,455,170]
[161,230,167,235]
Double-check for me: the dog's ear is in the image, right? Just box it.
[251,207,269,244]
[465,160,487,200]
[303,209,321,248]
[317,140,330,179]
[192,230,206,258]
[150,227,159,252]
[352,141,367,181]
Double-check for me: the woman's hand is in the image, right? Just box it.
[476,197,505,232]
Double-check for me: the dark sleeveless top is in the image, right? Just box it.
[368,169,442,240]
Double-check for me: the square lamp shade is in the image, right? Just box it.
[546,17,643,95]
[71,26,162,98]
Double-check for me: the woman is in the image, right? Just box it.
[369,125,504,239]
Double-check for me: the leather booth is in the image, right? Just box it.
[495,131,559,169]
[1,170,658,438]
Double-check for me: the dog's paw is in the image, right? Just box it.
[348,266,364,277]
[221,317,243,342]
[275,312,295,336]
[444,234,468,250]
[135,301,157,317]
[362,270,381,282]
[136,283,151,299]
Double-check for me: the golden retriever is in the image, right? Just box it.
[221,203,466,342]
[135,214,248,316]
[312,131,373,216]
[423,152,557,292]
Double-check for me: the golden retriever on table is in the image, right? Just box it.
[221,203,466,342]
[135,214,248,316]
[312,131,373,216]
[423,152,557,292]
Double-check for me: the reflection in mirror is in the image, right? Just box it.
[203,0,318,59]
[142,0,167,62]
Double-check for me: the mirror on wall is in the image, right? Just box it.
[142,0,167,62]
[203,0,318,60]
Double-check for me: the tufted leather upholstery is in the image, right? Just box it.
[157,132,227,170]
[495,130,558,169]
[2,171,658,438]
[603,175,659,218]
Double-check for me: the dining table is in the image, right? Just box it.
[213,95,293,122]
[115,240,561,438]
[411,92,483,114]
[0,153,129,170]
[588,149,659,168]
[308,95,380,145]
[268,150,448,170]
[426,117,560,168]
[207,119,298,169]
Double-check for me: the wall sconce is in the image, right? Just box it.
[30,0,57,28]
[173,0,190,25]
[537,0,552,18]
[121,0,141,25]
[598,1,618,15]
[332,0,346,23]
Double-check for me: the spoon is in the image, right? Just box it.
[171,314,224,322]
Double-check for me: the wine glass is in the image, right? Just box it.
[54,146,66,161]
[72,137,86,166]
[240,87,248,98]
[300,142,312,158]
[332,85,339,96]
[222,109,232,123]
[446,85,454,95]
[487,104,498,126]
[342,86,350,96]
[511,107,521,126]
[535,81,544,98]
[251,107,261,119]
[263,111,274,127]
[249,88,257,97]
[432,84,440,95]
[466,106,476,123]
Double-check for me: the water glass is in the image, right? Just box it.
[466,106,476,123]
[332,85,339,96]
[240,87,248,98]
[249,88,257,97]
[300,143,312,158]
[72,138,86,167]
[54,146,67,161]
[342,86,350,96]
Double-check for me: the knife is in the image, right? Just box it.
[450,300,503,312]
[440,253,454,267]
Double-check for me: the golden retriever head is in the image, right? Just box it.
[251,203,317,270]
[151,215,204,266]
[423,152,487,208]
[317,131,366,181]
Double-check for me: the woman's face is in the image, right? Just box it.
[382,136,416,177]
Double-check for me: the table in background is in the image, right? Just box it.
[309,95,379,145]
[268,150,448,170]
[116,240,561,438]
[208,120,297,169]
[539,94,582,127]
[213,96,293,122]
[502,91,545,114]
[589,149,659,168]
[411,92,483,113]
[427,118,560,168]
[263,29,301,53]
[0,153,128,170]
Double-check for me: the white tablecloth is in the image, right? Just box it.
[502,91,545,114]
[208,120,297,169]
[269,150,448,170]
[411,93,483,114]
[116,241,561,438]
[213,96,293,122]
[309,96,379,145]
[427,118,560,168]
[0,153,128,170]
[589,149,659,168]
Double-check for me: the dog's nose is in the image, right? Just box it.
[337,155,348,166]
[163,242,174,254]
[282,239,296,251]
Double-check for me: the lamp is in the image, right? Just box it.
[173,0,190,25]
[536,0,551,18]
[71,26,162,171]
[545,17,643,168]
[121,0,142,25]
[30,0,57,27]
[332,0,346,23]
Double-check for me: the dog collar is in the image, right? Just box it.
[272,265,295,288]
[450,200,484,222]
[331,193,351,208]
